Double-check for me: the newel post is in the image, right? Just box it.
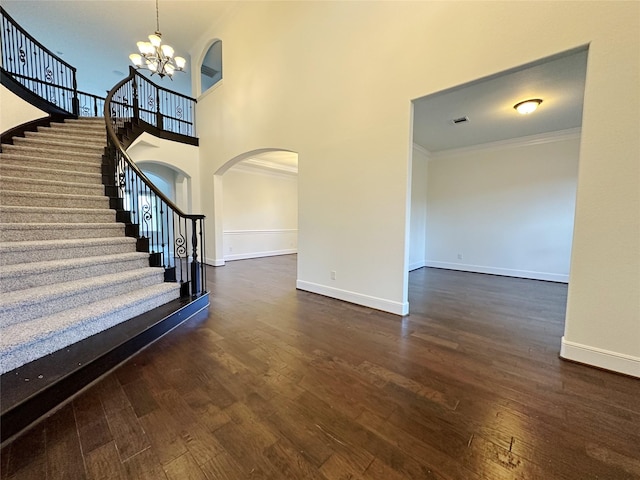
[190,218,201,295]
[71,69,79,117]
[130,66,140,123]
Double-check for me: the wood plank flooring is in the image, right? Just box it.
[2,255,639,479]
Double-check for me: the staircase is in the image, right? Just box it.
[0,118,181,375]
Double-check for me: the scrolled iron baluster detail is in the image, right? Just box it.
[141,196,152,239]
[175,234,187,258]
[45,65,53,82]
[18,46,25,64]
[142,202,152,222]
[176,105,183,119]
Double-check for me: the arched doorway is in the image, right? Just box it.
[210,149,298,266]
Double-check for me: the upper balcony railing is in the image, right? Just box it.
[105,66,196,143]
[0,6,80,115]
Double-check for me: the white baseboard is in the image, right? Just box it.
[408,261,426,272]
[225,249,297,262]
[205,257,225,267]
[424,261,569,283]
[560,337,640,378]
[296,280,409,316]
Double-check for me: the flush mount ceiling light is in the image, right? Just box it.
[129,0,186,79]
[514,99,543,115]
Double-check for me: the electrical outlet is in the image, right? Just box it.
[331,271,336,280]
[457,253,463,260]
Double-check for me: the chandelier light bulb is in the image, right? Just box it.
[148,34,162,47]
[129,53,143,66]
[174,56,186,70]
[161,44,174,58]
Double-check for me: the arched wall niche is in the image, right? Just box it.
[196,39,223,97]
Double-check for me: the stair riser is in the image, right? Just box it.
[0,225,125,242]
[0,270,166,326]
[0,155,103,173]
[1,257,151,293]
[0,165,103,184]
[1,145,103,163]
[12,138,106,155]
[0,193,109,209]
[0,178,104,196]
[0,210,115,224]
[0,241,137,266]
[63,119,106,126]
[0,287,179,375]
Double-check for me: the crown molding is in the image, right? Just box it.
[412,143,432,157]
[232,158,298,177]
[430,127,581,160]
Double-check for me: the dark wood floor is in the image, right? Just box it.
[2,255,639,479]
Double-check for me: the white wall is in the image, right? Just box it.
[192,2,639,375]
[0,85,47,133]
[127,132,201,215]
[222,166,297,261]
[425,131,579,282]
[409,144,428,271]
[138,163,177,203]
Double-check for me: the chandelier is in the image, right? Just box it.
[129,0,186,79]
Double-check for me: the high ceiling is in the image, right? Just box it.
[3,2,587,157]
[2,1,237,96]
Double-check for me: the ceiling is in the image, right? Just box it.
[2,1,237,97]
[413,49,588,153]
[3,2,587,156]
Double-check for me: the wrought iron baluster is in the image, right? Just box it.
[153,190,160,256]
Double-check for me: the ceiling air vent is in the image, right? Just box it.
[450,116,469,125]
[201,65,218,78]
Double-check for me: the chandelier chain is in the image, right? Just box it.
[155,0,160,33]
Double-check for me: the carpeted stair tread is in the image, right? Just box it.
[0,237,137,265]
[0,190,110,208]
[12,136,106,153]
[0,163,102,184]
[1,144,104,163]
[38,125,107,138]
[0,205,115,223]
[0,282,180,375]
[0,153,103,171]
[0,223,125,241]
[0,267,167,325]
[0,175,105,196]
[0,251,151,292]
[24,130,107,145]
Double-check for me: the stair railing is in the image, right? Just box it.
[105,69,205,297]
[1,6,79,116]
